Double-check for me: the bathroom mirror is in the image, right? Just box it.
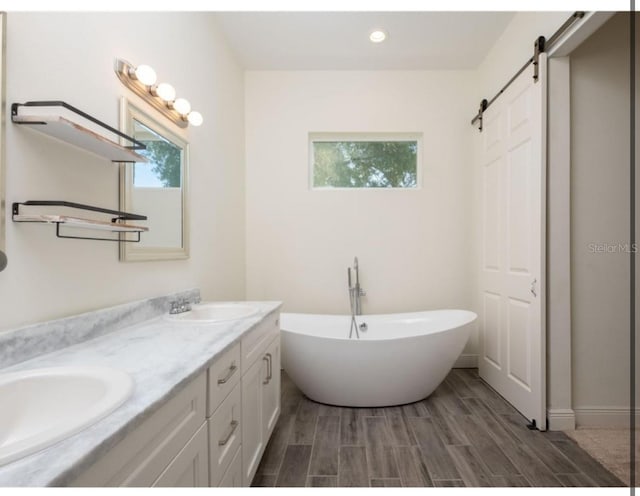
[119,98,189,261]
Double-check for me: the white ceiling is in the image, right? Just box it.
[214,12,516,70]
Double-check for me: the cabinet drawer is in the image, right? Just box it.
[219,446,242,487]
[207,342,241,416]
[152,422,208,487]
[71,372,206,487]
[241,311,279,373]
[208,382,242,487]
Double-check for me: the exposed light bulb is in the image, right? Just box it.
[172,98,191,116]
[187,111,203,126]
[132,64,157,86]
[153,83,176,102]
[369,30,387,43]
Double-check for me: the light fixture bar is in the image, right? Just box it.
[115,58,190,129]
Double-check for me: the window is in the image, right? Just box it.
[310,133,421,189]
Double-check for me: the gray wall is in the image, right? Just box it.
[570,13,635,426]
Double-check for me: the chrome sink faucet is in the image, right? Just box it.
[169,298,192,315]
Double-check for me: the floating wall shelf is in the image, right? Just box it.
[11,101,148,163]
[13,201,148,243]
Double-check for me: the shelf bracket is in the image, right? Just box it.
[13,201,146,221]
[12,201,148,243]
[55,223,141,243]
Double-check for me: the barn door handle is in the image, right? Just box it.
[531,278,537,298]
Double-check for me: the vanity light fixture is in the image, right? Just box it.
[187,111,203,127]
[152,82,176,102]
[130,64,157,86]
[115,58,203,128]
[369,30,387,43]
[172,98,191,116]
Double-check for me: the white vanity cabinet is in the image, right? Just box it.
[241,312,281,486]
[69,311,280,488]
[70,372,208,487]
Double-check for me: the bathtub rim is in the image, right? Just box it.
[280,308,477,342]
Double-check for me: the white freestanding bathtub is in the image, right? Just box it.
[281,310,476,407]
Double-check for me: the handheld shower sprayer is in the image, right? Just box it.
[347,256,367,338]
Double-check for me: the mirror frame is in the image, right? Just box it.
[119,98,189,261]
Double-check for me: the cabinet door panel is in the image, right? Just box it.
[241,355,267,486]
[219,447,242,487]
[262,336,281,440]
[152,423,208,487]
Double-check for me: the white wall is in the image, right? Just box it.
[245,70,476,355]
[0,13,246,331]
[570,13,634,427]
[474,11,571,101]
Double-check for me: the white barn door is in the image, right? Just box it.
[479,54,547,430]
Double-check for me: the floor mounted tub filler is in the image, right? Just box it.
[281,310,477,407]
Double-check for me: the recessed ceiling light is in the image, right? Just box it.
[369,30,387,43]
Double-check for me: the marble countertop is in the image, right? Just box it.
[0,300,282,486]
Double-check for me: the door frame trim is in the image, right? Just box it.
[544,12,614,431]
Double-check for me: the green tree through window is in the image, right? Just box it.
[132,119,182,188]
[313,140,418,188]
[140,140,182,188]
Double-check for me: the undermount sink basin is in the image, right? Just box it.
[166,302,260,323]
[0,366,133,466]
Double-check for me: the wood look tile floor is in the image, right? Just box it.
[252,369,627,488]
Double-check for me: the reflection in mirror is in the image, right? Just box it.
[132,121,183,248]
[120,99,189,261]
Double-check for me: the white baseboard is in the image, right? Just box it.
[453,354,478,369]
[547,408,576,431]
[574,407,640,428]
